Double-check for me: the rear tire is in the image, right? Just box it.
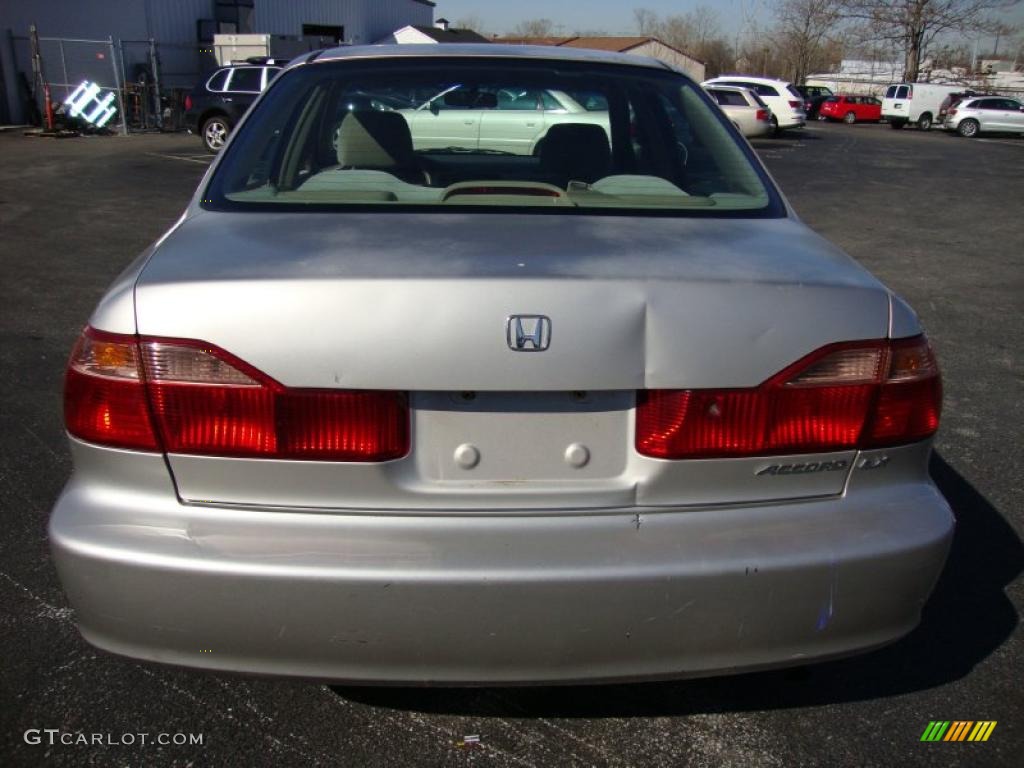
[917,113,932,131]
[958,119,979,138]
[843,111,856,124]
[201,115,230,153]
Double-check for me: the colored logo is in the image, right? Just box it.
[921,721,997,742]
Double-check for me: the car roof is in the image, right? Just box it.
[308,43,672,73]
[704,75,792,86]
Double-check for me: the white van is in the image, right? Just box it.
[702,76,806,132]
[882,83,965,131]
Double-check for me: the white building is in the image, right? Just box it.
[493,36,706,83]
[805,57,1024,99]
[380,18,490,45]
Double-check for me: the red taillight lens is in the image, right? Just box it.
[789,100,801,109]
[636,337,941,459]
[64,329,159,450]
[756,108,769,121]
[64,329,409,461]
[948,108,957,116]
[865,337,941,445]
[184,94,193,111]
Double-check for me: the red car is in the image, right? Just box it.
[818,94,882,123]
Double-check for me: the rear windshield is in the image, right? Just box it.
[204,58,780,217]
[710,89,748,107]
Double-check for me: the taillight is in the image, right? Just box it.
[948,108,957,116]
[636,336,941,459]
[64,328,409,461]
[64,329,158,451]
[756,108,769,121]
[789,100,801,109]
[184,94,193,111]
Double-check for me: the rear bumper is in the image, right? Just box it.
[50,447,954,684]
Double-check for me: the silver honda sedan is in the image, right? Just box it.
[50,44,953,685]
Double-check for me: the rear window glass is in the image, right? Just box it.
[207,69,230,92]
[755,84,779,97]
[205,59,779,217]
[710,89,748,107]
[885,85,897,98]
[896,86,910,98]
[786,85,803,99]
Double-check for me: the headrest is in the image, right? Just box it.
[336,111,415,169]
[538,123,611,184]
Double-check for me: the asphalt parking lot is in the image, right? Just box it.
[0,122,1021,767]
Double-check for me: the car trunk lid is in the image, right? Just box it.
[133,211,888,510]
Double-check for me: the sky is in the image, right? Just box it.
[433,0,770,37]
[433,0,1024,48]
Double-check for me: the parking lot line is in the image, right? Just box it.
[145,152,212,165]
[976,138,1024,148]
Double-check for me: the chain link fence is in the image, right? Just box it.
[6,27,211,133]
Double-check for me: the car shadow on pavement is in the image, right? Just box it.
[334,452,1022,717]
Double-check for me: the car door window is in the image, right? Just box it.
[755,85,779,98]
[228,67,263,93]
[540,91,565,111]
[496,88,540,111]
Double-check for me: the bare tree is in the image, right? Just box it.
[511,18,558,38]
[454,15,488,35]
[634,8,660,35]
[772,0,845,83]
[842,0,1020,81]
[632,5,737,74]
[989,21,1018,55]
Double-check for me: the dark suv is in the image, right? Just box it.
[185,59,285,152]
[794,85,833,119]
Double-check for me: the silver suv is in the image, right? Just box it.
[944,95,1024,137]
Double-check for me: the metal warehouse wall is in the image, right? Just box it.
[0,0,151,42]
[0,0,434,123]
[253,0,433,44]
[1,1,434,47]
